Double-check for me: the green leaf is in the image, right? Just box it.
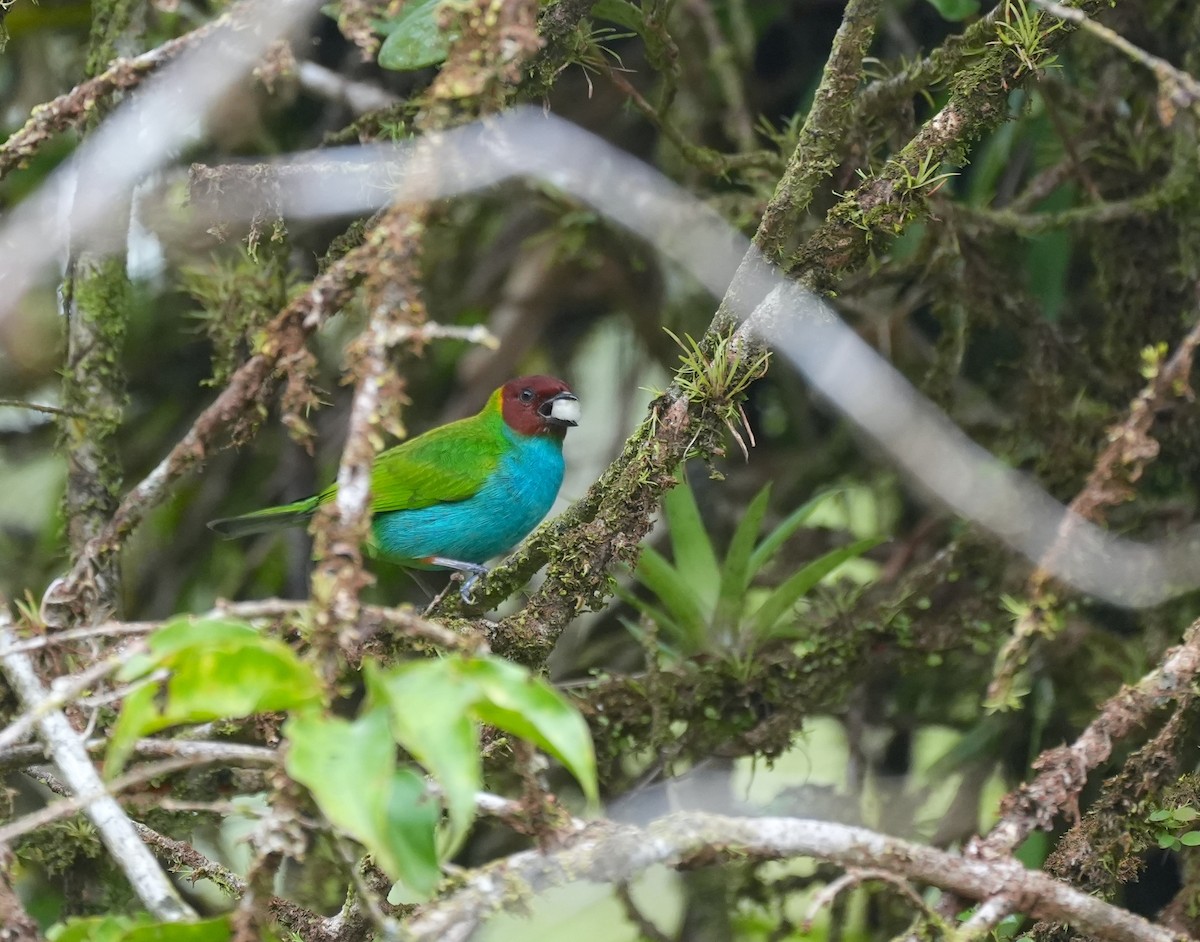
[1159,833,1182,849]
[1175,807,1199,822]
[1148,809,1174,822]
[613,584,687,655]
[116,617,265,682]
[750,536,885,639]
[461,657,598,806]
[1181,830,1200,846]
[592,0,645,33]
[377,0,453,72]
[105,622,324,777]
[713,483,772,633]
[921,0,980,21]
[51,915,232,942]
[284,709,441,895]
[366,660,481,854]
[747,489,839,576]
[661,476,721,621]
[633,546,709,652]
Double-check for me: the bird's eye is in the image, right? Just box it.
[519,388,534,403]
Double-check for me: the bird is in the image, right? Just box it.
[209,375,580,602]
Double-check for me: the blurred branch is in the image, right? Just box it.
[56,0,143,625]
[297,60,399,115]
[684,0,756,152]
[404,812,1181,942]
[0,12,228,180]
[948,182,1180,234]
[600,62,772,175]
[0,736,278,772]
[0,847,41,942]
[988,305,1200,707]
[0,607,194,920]
[0,398,84,418]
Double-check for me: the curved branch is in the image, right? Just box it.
[405,812,1184,942]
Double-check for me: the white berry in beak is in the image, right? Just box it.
[542,392,580,427]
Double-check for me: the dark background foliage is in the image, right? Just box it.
[4,0,1200,938]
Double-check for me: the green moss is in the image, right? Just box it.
[180,244,297,386]
[15,816,103,876]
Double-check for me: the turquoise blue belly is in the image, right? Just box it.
[371,435,564,566]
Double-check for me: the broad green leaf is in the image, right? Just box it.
[592,0,645,32]
[750,537,884,639]
[661,477,720,619]
[51,915,232,942]
[714,483,772,633]
[106,627,323,777]
[104,683,159,778]
[116,617,264,682]
[747,490,840,576]
[378,0,453,72]
[921,0,980,21]
[634,546,709,652]
[461,657,598,806]
[1180,831,1200,846]
[284,709,441,895]
[367,660,481,853]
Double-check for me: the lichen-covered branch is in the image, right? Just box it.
[0,14,227,180]
[41,228,368,628]
[791,0,1121,290]
[404,812,1185,942]
[935,618,1200,922]
[310,205,426,666]
[755,0,881,260]
[988,302,1200,706]
[0,607,194,921]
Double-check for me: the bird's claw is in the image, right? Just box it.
[427,558,490,607]
[459,573,479,605]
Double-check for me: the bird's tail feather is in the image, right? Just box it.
[208,496,320,539]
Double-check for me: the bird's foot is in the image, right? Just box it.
[429,558,490,605]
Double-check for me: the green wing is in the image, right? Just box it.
[318,413,504,513]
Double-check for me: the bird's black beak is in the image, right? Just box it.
[539,391,580,427]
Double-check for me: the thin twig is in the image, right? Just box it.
[959,896,1018,939]
[0,398,84,418]
[0,645,145,752]
[0,735,278,772]
[0,15,229,180]
[0,609,194,920]
[616,882,673,942]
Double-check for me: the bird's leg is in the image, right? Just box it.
[429,557,490,604]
